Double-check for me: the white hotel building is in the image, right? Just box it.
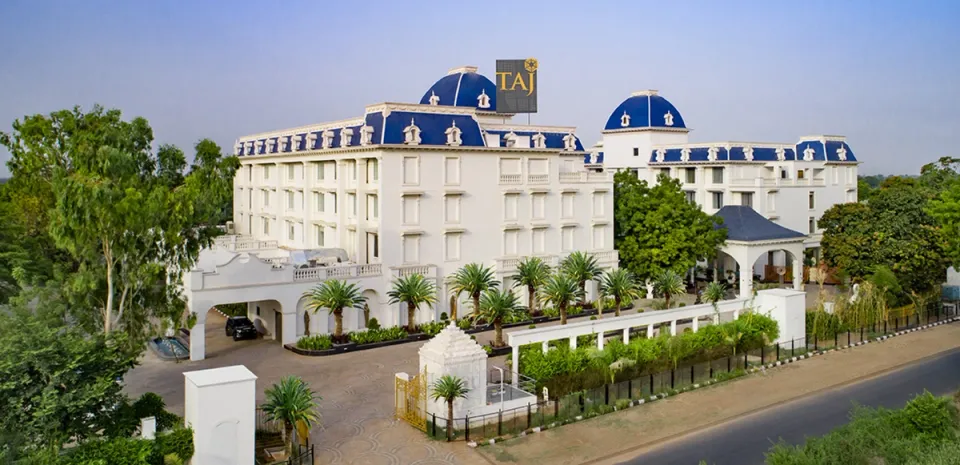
[183,66,616,360]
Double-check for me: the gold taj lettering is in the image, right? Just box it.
[496,71,536,96]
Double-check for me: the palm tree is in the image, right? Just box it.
[539,273,581,325]
[476,288,522,347]
[430,375,470,442]
[261,376,321,455]
[561,251,603,304]
[598,268,641,317]
[387,274,438,332]
[447,263,499,320]
[510,257,551,317]
[654,270,685,310]
[304,280,366,338]
[704,281,726,312]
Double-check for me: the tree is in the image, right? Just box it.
[304,280,366,337]
[447,263,499,320]
[261,376,321,455]
[0,286,138,450]
[598,268,640,317]
[539,272,581,325]
[654,270,685,309]
[430,375,470,442]
[704,281,726,311]
[928,177,960,268]
[387,274,437,332]
[561,251,603,304]
[614,171,726,286]
[476,288,522,347]
[510,256,551,317]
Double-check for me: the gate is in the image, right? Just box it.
[395,366,428,431]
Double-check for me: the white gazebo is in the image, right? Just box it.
[714,206,807,297]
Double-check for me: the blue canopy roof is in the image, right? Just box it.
[713,206,806,241]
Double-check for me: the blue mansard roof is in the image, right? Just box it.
[713,206,806,242]
[420,67,498,112]
[795,138,857,162]
[604,90,686,131]
[484,130,585,151]
[649,145,798,163]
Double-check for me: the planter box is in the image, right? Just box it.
[486,345,513,357]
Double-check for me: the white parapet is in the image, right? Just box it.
[184,365,258,465]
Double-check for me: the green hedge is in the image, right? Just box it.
[348,326,407,345]
[296,334,333,351]
[51,427,193,465]
[515,313,779,396]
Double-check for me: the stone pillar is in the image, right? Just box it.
[670,320,677,336]
[570,336,577,349]
[190,323,206,361]
[184,366,257,465]
[647,324,654,338]
[692,317,700,332]
[281,312,297,346]
[756,289,807,346]
[511,345,520,387]
[541,341,549,354]
[734,309,740,320]
[792,257,804,291]
[623,328,630,344]
[739,264,753,298]
[597,332,604,350]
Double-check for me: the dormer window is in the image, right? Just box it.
[477,89,491,109]
[680,148,691,162]
[235,142,244,156]
[246,141,255,155]
[620,111,631,127]
[743,146,754,161]
[321,130,334,149]
[776,147,786,161]
[836,145,847,161]
[266,139,276,153]
[664,111,675,126]
[707,147,718,161]
[803,146,815,161]
[532,132,546,149]
[428,91,440,106]
[562,133,577,152]
[360,125,375,146]
[255,140,264,154]
[403,118,421,145]
[293,135,304,151]
[444,121,462,146]
[503,132,518,148]
[306,133,317,150]
[655,148,666,162]
[278,137,287,152]
[340,128,354,148]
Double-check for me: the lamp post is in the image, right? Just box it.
[493,366,505,411]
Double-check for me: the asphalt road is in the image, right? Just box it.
[620,348,960,465]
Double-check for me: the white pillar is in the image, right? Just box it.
[281,312,297,346]
[141,417,157,440]
[739,264,753,298]
[512,345,520,387]
[570,336,577,349]
[692,317,700,332]
[793,256,804,290]
[623,328,630,344]
[541,341,549,354]
[190,323,206,361]
[597,332,604,350]
[647,324,654,338]
[713,313,720,325]
[184,366,257,465]
[734,309,740,320]
[670,320,677,336]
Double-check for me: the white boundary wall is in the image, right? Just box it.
[184,366,257,465]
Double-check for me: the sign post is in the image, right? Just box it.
[496,58,539,114]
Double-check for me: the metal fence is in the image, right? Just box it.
[422,302,958,442]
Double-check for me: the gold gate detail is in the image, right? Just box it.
[395,366,427,432]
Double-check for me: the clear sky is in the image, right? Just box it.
[1,0,958,177]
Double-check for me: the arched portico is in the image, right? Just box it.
[713,206,807,298]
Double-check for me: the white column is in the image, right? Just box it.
[623,328,630,344]
[670,320,677,336]
[739,264,753,297]
[190,323,206,361]
[570,336,577,349]
[281,312,297,346]
[647,324,654,338]
[512,345,520,387]
[542,341,549,354]
[597,332,604,350]
[793,255,804,290]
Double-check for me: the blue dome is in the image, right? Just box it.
[604,90,686,131]
[420,66,497,112]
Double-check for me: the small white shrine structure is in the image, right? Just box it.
[184,365,257,465]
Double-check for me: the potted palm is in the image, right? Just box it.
[540,272,581,325]
[447,263,499,321]
[475,288,522,348]
[510,256,551,319]
[260,376,321,457]
[560,251,602,308]
[387,274,438,334]
[304,280,366,344]
[430,375,470,442]
[598,268,641,317]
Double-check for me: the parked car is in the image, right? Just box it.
[225,316,258,341]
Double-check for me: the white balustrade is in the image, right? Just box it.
[499,174,522,185]
[527,174,549,184]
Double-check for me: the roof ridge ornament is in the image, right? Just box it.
[664,110,675,127]
[428,91,440,106]
[503,131,518,148]
[403,118,421,145]
[477,89,491,109]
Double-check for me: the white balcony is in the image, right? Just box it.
[214,235,279,252]
[729,177,827,188]
[293,263,382,282]
[499,174,522,185]
[390,264,438,279]
[527,174,549,184]
[559,172,613,183]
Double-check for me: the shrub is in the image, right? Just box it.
[615,399,631,410]
[457,318,472,330]
[678,302,686,307]
[367,317,381,330]
[419,321,447,337]
[296,335,333,351]
[349,326,408,345]
[590,316,598,321]
[528,324,536,329]
[440,312,449,321]
[482,346,493,355]
[902,391,956,439]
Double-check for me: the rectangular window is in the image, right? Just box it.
[351,160,358,181]
[561,192,575,219]
[633,147,639,157]
[262,217,270,235]
[444,196,461,223]
[331,192,338,214]
[712,167,724,184]
[531,193,546,220]
[403,197,419,224]
[503,230,519,256]
[809,217,816,234]
[592,192,606,217]
[712,192,724,209]
[445,233,461,261]
[593,225,605,249]
[741,192,753,208]
[263,165,271,180]
[504,194,518,221]
[315,225,324,247]
[287,221,294,241]
[808,191,816,209]
[403,156,419,185]
[444,157,460,185]
[262,190,270,207]
[403,236,420,264]
[314,193,323,212]
[847,190,856,203]
[685,191,696,204]
[368,159,379,182]
[287,164,295,180]
[660,168,670,180]
[247,190,252,209]
[366,194,378,220]
[367,232,379,258]
[685,168,696,184]
[247,166,252,182]
[286,191,294,209]
[532,229,546,254]
[767,191,777,211]
[316,163,324,181]
[561,227,575,251]
[797,170,805,179]
[832,166,838,185]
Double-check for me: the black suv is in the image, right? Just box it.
[225,316,258,341]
